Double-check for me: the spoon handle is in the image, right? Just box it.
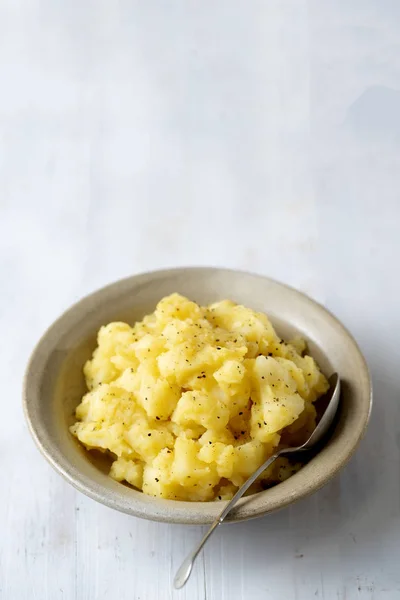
[173,451,282,589]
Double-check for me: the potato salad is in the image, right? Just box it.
[70,294,328,501]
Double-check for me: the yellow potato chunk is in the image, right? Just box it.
[71,293,329,501]
[110,458,143,489]
[172,391,230,430]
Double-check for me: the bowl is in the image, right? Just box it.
[23,267,372,524]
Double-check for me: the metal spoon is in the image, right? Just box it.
[173,373,340,589]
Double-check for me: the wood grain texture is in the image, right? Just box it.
[1,1,400,598]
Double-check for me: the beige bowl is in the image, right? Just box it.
[23,267,372,524]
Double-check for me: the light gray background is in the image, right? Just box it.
[1,1,399,599]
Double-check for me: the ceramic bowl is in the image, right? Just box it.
[23,267,372,524]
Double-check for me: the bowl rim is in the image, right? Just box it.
[23,266,373,524]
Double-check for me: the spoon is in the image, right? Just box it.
[173,373,340,589]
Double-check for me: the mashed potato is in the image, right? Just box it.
[70,294,329,501]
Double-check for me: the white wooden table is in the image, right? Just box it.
[1,2,400,599]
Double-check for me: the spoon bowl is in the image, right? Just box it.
[300,373,340,450]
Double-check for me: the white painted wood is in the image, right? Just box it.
[1,1,400,598]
